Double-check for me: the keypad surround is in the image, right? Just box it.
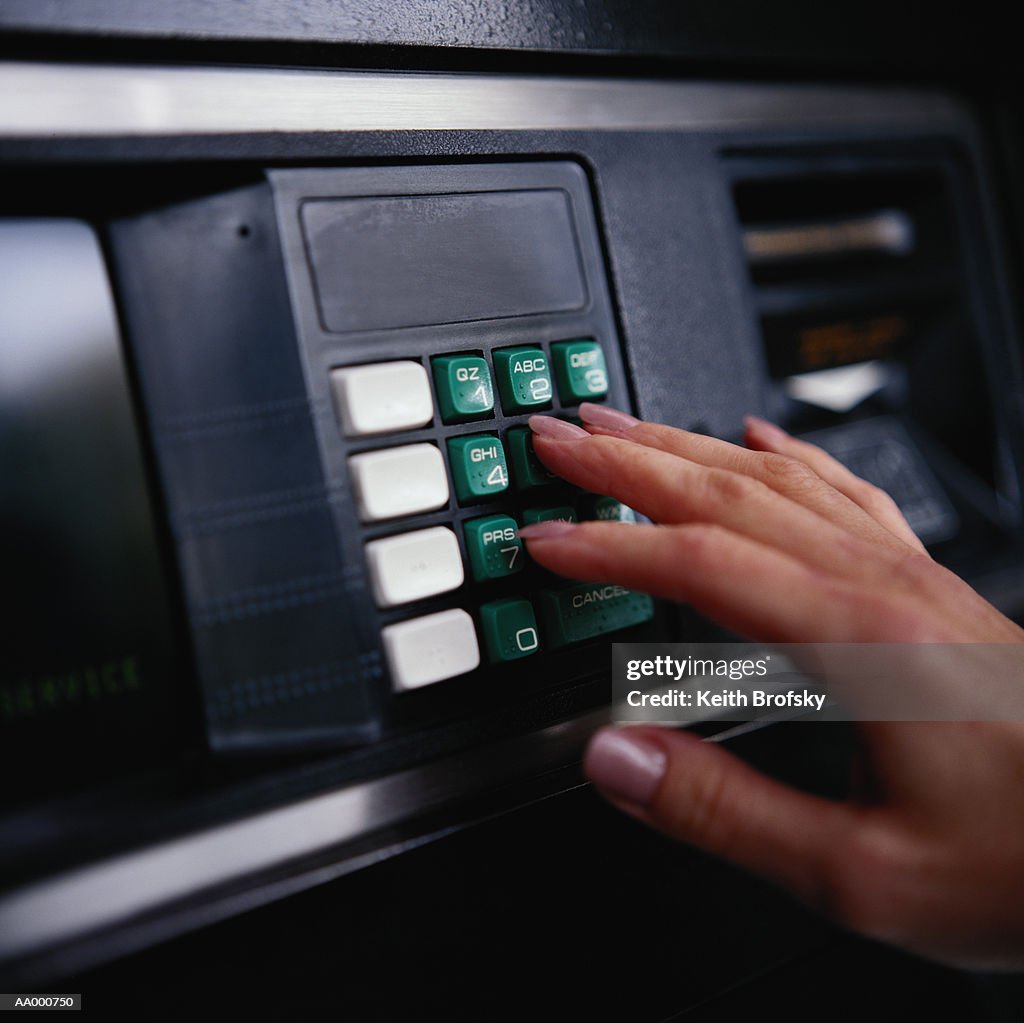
[277,162,662,709]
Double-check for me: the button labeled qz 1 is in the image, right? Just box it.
[551,339,609,402]
[432,354,494,423]
[493,346,553,412]
[464,514,524,581]
[447,434,510,503]
[480,598,540,663]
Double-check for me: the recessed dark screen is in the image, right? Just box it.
[0,220,187,810]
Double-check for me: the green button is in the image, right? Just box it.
[464,514,524,581]
[431,354,494,423]
[507,427,557,488]
[447,434,509,503]
[493,347,553,412]
[580,495,637,523]
[538,583,653,647]
[551,339,609,403]
[523,505,578,525]
[480,598,540,662]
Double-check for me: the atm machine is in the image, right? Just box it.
[2,6,1024,1016]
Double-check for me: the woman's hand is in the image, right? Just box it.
[517,405,1024,969]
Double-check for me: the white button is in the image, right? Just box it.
[365,527,464,608]
[348,443,449,522]
[383,609,480,691]
[330,361,433,437]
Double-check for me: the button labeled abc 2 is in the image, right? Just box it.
[493,346,553,412]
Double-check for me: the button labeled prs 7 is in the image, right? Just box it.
[348,443,449,522]
[551,339,609,402]
[447,434,509,503]
[330,361,434,437]
[364,526,464,608]
[464,514,524,581]
[432,354,494,423]
[493,346,553,412]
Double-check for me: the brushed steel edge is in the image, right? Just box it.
[0,62,965,137]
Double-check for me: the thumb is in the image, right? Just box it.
[583,726,856,911]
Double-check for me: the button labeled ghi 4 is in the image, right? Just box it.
[551,339,609,403]
[464,514,524,581]
[432,354,494,423]
[493,346,553,412]
[447,434,509,503]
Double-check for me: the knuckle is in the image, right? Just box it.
[817,830,915,942]
[857,481,902,518]
[659,759,736,850]
[705,467,761,506]
[761,453,820,493]
[673,523,730,563]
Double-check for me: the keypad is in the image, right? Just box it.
[332,343,653,693]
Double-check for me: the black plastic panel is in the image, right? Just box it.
[108,184,382,752]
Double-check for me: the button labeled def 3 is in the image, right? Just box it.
[551,339,609,403]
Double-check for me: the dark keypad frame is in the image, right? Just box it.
[272,163,668,732]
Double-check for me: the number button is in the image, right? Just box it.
[480,598,541,663]
[580,494,637,523]
[463,514,524,581]
[523,505,578,525]
[431,354,495,423]
[447,434,510,503]
[493,346,553,413]
[551,340,609,403]
[506,426,557,489]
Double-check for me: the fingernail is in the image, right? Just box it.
[743,415,789,443]
[584,728,666,806]
[528,415,589,441]
[578,403,640,432]
[517,520,578,540]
